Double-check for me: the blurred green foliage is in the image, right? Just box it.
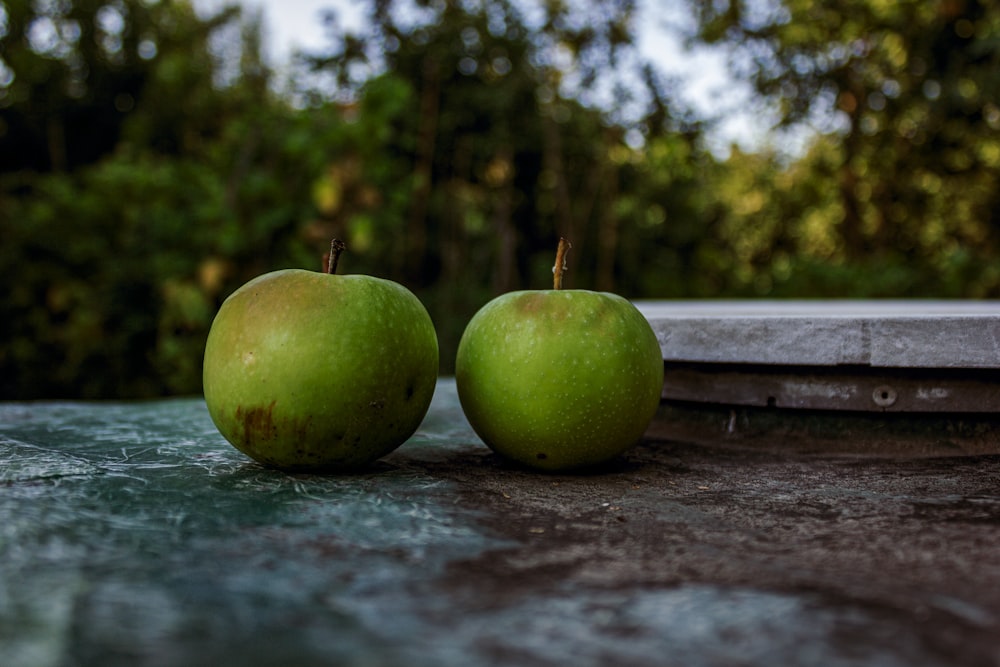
[1,0,999,398]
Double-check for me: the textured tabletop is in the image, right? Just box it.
[2,380,1000,667]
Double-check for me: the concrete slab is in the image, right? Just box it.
[636,300,1000,369]
[638,301,1000,420]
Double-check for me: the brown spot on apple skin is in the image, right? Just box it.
[514,293,547,314]
[230,402,321,468]
[235,401,278,447]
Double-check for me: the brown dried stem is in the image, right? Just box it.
[325,239,347,275]
[552,237,571,290]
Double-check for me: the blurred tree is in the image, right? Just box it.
[689,0,1000,295]
[300,0,711,365]
[0,0,333,398]
[0,0,245,173]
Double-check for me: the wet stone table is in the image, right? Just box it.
[2,380,1000,667]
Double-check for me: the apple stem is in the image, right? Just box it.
[325,239,347,275]
[552,237,571,290]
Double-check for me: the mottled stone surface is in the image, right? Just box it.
[637,300,1000,368]
[2,381,999,667]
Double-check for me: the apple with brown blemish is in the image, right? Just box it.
[203,240,438,471]
[455,239,663,471]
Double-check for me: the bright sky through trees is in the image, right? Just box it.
[192,0,767,154]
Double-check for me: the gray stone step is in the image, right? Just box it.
[636,300,1000,369]
[636,301,1000,422]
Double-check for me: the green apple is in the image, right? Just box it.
[203,241,438,471]
[455,239,663,471]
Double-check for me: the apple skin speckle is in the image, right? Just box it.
[455,289,663,471]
